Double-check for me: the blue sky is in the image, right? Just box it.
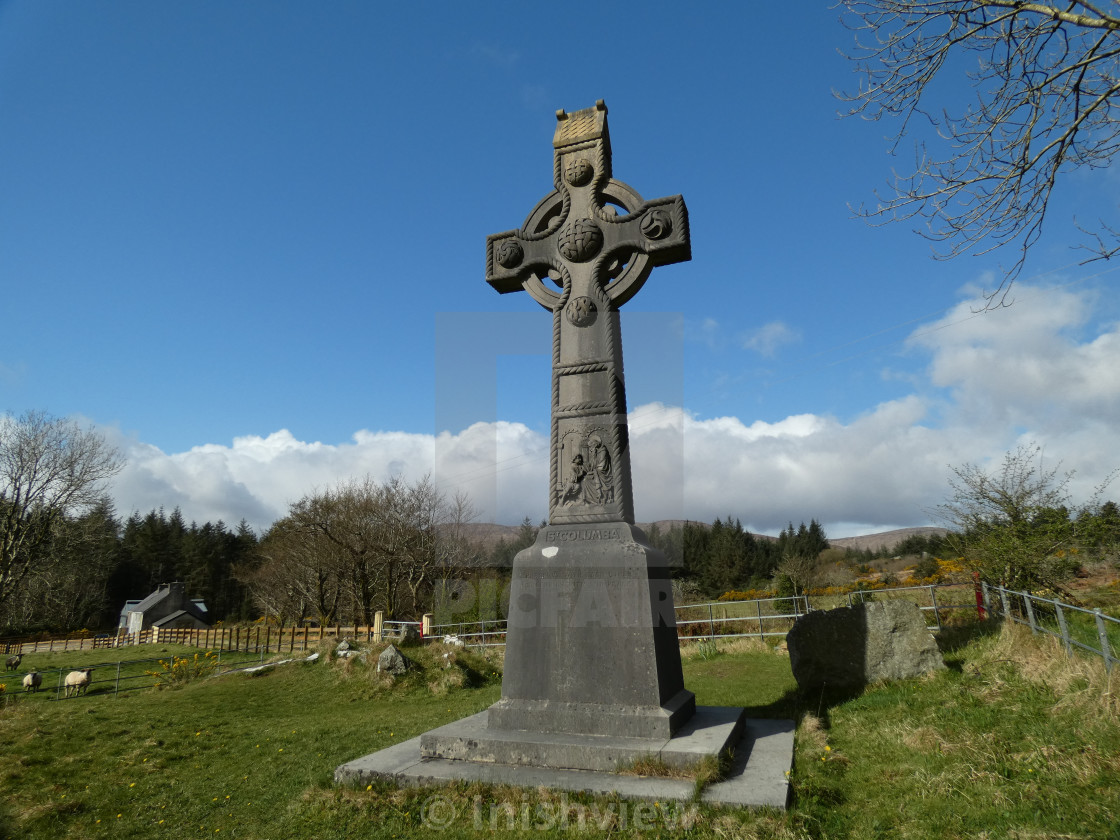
[2,1,1118,535]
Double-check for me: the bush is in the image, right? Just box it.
[913,556,940,580]
[147,651,218,689]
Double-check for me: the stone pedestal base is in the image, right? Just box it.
[494,522,693,739]
[421,705,742,773]
[332,524,803,806]
[334,709,794,809]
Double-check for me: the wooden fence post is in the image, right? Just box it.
[422,614,432,638]
[373,611,383,643]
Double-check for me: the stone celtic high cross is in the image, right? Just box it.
[486,100,690,525]
[479,100,696,741]
[336,102,792,796]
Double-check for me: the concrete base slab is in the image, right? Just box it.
[420,706,744,772]
[335,711,794,809]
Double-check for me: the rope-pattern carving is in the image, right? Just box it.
[556,361,609,376]
[549,280,572,516]
[552,511,622,524]
[521,190,571,243]
[591,276,632,523]
[555,402,613,419]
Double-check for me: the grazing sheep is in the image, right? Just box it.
[5,653,22,671]
[22,671,41,692]
[64,668,93,698]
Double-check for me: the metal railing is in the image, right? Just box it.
[425,583,981,647]
[1,648,274,703]
[981,582,1118,672]
[675,594,811,641]
[426,619,507,647]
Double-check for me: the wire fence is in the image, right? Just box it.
[428,582,983,648]
[1,648,278,704]
[981,582,1118,672]
[5,582,1115,679]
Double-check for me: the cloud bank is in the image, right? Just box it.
[106,284,1120,537]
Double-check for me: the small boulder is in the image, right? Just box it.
[396,625,421,645]
[787,600,945,691]
[377,644,412,675]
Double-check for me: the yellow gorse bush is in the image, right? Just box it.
[717,588,772,602]
[146,651,218,689]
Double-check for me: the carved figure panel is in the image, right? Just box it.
[559,428,615,509]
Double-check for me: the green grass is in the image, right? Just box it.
[0,644,287,701]
[790,623,1120,839]
[1,631,1118,839]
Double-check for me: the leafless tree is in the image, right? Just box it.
[242,475,479,624]
[776,551,820,599]
[243,517,344,625]
[838,1,1120,303]
[0,411,123,611]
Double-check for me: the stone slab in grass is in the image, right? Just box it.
[335,709,793,809]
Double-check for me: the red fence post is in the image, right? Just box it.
[974,572,986,620]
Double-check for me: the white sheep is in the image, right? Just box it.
[64,668,93,698]
[22,671,41,692]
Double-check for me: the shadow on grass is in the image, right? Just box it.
[0,802,17,839]
[742,683,866,730]
[935,619,1003,655]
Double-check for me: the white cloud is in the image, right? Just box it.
[103,283,1120,538]
[739,321,800,357]
[471,42,519,68]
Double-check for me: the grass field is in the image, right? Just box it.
[1,626,1118,839]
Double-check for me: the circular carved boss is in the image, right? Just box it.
[640,208,672,240]
[516,179,655,311]
[495,239,524,269]
[565,296,597,326]
[557,218,603,263]
[565,158,594,187]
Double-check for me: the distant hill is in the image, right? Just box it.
[457,521,947,554]
[826,527,948,553]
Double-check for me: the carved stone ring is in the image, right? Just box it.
[516,179,658,311]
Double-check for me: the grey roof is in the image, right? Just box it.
[133,587,174,614]
[151,609,201,628]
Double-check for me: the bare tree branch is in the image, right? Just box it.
[838,1,1120,305]
[0,411,123,610]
